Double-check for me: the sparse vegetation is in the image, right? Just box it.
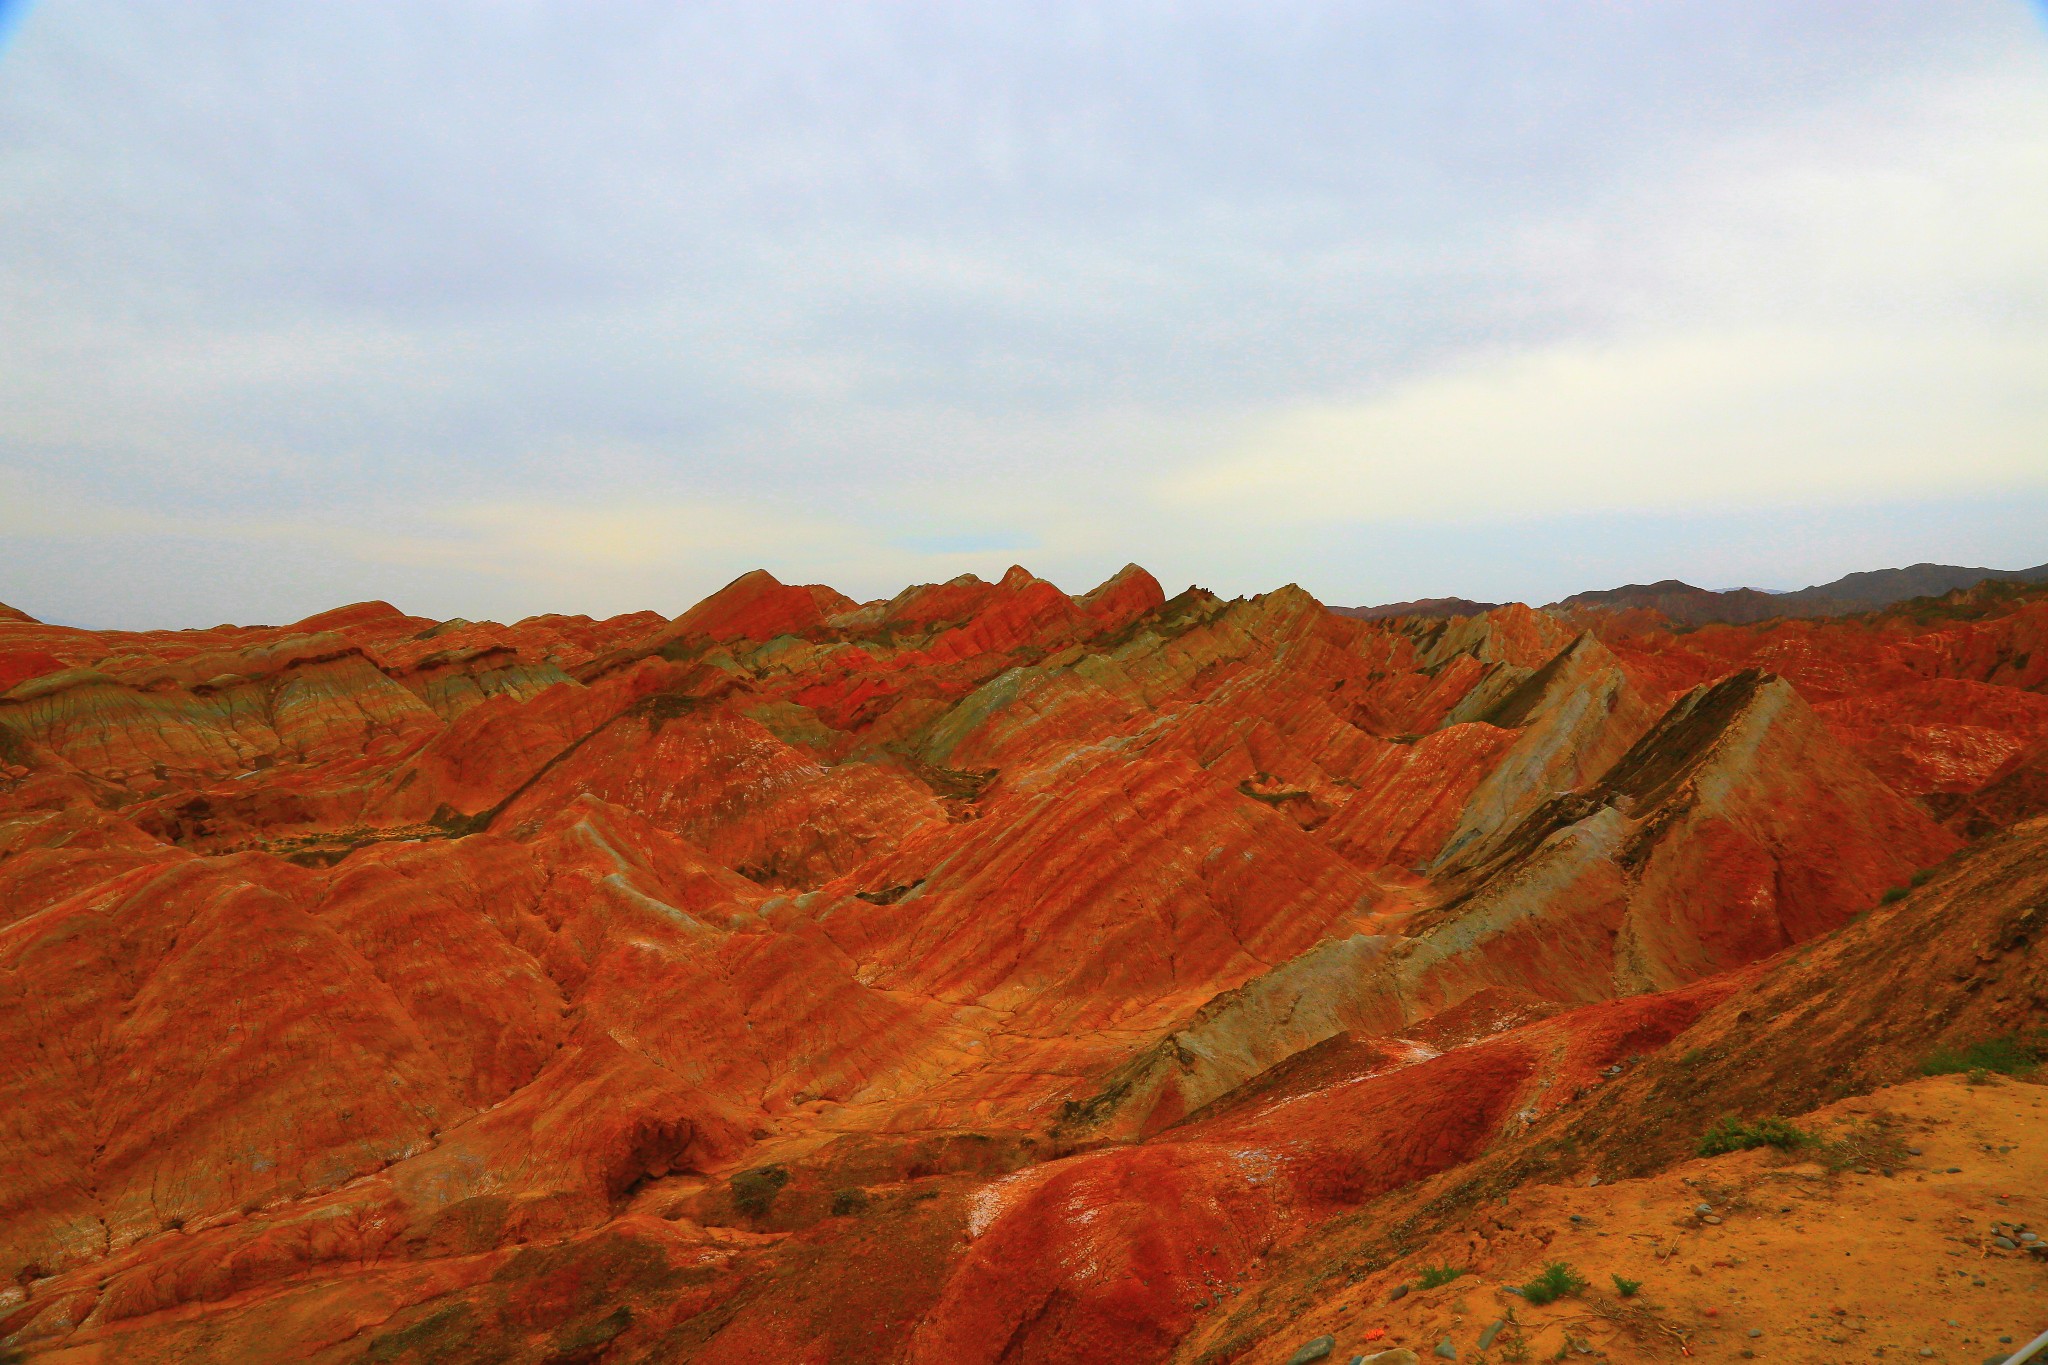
[1418,1264,1466,1289]
[1918,1033,2042,1080]
[1813,1111,1912,1174]
[1520,1261,1588,1306]
[1909,868,1935,887]
[1695,1114,1811,1157]
[830,1187,870,1217]
[1611,1273,1641,1298]
[730,1164,790,1220]
[1880,886,1908,904]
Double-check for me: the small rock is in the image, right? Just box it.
[1587,1175,1600,1187]
[1993,1236,2017,1250]
[1749,1329,1763,1338]
[2001,1337,2014,1344]
[1948,1167,1963,1174]
[2023,1232,2040,1243]
[1287,1337,1336,1365]
[1695,1203,1713,1215]
[1919,1351,1934,1358]
[1949,1321,1961,1328]
[1361,1352,1420,1365]
[1500,1286,1523,1297]
[1480,1321,1505,1349]
[1569,1214,1586,1224]
[1704,1215,1724,1225]
[1909,1147,1925,1156]
[1434,1338,1457,1360]
[1740,1353,1754,1360]
[1390,1284,1410,1302]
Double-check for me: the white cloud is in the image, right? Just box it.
[1162,50,2048,529]
[1166,326,2048,523]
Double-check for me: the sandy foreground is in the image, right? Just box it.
[1252,1074,2047,1365]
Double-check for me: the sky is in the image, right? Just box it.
[2,2,2046,628]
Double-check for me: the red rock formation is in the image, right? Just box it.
[1,569,2043,1363]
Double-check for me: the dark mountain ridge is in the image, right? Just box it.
[1341,558,2048,625]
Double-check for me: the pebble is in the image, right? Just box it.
[1286,1337,1336,1365]
[1993,1236,2017,1250]
[1435,1338,1457,1360]
[1704,1215,1724,1225]
[2023,1232,2040,1243]
[1696,1203,1713,1214]
[1920,1351,1935,1358]
[1479,1322,1505,1349]
[1390,1284,1410,1302]
[2001,1338,2014,1345]
[1909,1147,1925,1155]
[1569,1214,1586,1223]
[1948,1167,1964,1173]
[1361,1352,1420,1365]
[1749,1329,1763,1338]
[1500,1286,1523,1297]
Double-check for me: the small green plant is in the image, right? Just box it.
[1909,869,1934,887]
[830,1187,870,1217]
[1521,1261,1588,1306]
[1696,1115,1811,1157]
[1677,1048,1708,1068]
[729,1164,790,1220]
[1815,1112,1912,1174]
[1418,1264,1467,1289]
[1880,886,1908,904]
[1611,1273,1642,1298]
[1918,1034,2041,1079]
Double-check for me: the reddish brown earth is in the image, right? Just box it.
[1,571,2043,1363]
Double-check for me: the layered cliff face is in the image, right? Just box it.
[0,573,2043,1364]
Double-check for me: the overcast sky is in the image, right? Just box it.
[3,2,2045,627]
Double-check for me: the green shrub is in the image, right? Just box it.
[1696,1115,1811,1157]
[730,1164,790,1220]
[830,1187,870,1217]
[1880,886,1908,905]
[1418,1264,1466,1289]
[1610,1274,1641,1298]
[1520,1261,1588,1306]
[1918,1034,2041,1079]
[1909,869,1934,887]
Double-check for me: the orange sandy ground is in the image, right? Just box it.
[1240,1075,2047,1365]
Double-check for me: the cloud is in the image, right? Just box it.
[1,2,2045,625]
[1167,326,2048,524]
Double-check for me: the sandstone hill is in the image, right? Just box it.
[0,568,2042,1363]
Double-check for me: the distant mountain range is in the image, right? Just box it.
[1336,560,2048,626]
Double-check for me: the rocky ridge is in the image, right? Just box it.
[0,567,2043,1363]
